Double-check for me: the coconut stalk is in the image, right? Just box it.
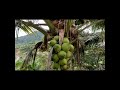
[46,47,54,70]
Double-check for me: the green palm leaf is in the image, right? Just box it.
[44,20,55,30]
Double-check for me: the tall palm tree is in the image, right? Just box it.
[15,19,105,70]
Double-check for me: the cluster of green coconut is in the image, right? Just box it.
[50,36,74,70]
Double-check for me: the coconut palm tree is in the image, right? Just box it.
[15,19,105,70]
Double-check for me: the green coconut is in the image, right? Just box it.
[52,54,59,62]
[60,65,68,70]
[69,44,74,52]
[61,65,68,70]
[58,51,66,59]
[53,63,60,69]
[63,38,69,43]
[53,36,59,41]
[50,40,57,46]
[59,58,67,65]
[66,58,69,61]
[54,44,61,53]
[66,51,72,58]
[62,43,70,52]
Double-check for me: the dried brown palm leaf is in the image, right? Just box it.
[20,41,43,70]
[59,29,64,45]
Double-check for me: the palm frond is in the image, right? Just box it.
[32,41,44,67]
[20,41,43,70]
[23,23,35,34]
[16,20,47,36]
[15,27,19,39]
[44,20,55,31]
[91,19,105,31]
[20,25,31,34]
[20,50,34,69]
[66,20,73,37]
[75,19,84,25]
[77,20,104,33]
[76,20,90,30]
[84,35,100,46]
[15,20,33,35]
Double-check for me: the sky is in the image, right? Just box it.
[15,20,94,38]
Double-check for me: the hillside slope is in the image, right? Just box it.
[15,31,44,44]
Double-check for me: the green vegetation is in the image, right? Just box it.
[15,31,43,45]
